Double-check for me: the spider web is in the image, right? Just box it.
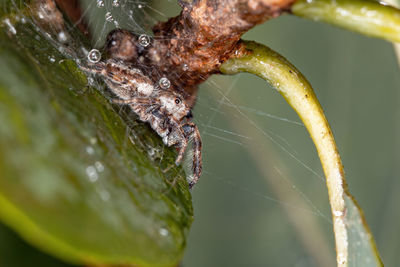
[0,1,335,266]
[3,0,400,267]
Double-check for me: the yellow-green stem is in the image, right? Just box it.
[385,0,400,65]
[220,41,381,266]
[292,0,400,43]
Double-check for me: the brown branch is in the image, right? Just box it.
[54,0,89,35]
[108,0,296,107]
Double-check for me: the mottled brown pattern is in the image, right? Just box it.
[106,29,138,61]
[96,1,295,108]
[144,0,296,106]
[80,59,202,187]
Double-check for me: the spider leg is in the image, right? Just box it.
[162,119,187,165]
[182,122,202,188]
[175,129,188,165]
[111,98,137,104]
[79,62,107,75]
[111,97,158,105]
[111,98,143,105]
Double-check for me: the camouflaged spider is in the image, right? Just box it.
[80,59,202,188]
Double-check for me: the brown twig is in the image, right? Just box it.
[142,0,295,107]
[46,0,295,106]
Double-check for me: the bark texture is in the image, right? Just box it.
[147,0,295,106]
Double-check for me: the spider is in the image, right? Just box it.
[80,59,202,188]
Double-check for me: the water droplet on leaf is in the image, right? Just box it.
[86,166,98,182]
[95,161,104,172]
[57,31,67,42]
[112,0,120,7]
[86,146,95,155]
[105,12,113,22]
[97,0,104,7]
[159,228,169,236]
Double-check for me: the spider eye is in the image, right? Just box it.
[175,98,181,105]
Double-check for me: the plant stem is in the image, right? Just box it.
[206,81,335,266]
[292,0,400,43]
[220,40,381,266]
[385,0,400,65]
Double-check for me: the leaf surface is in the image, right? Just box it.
[0,6,192,267]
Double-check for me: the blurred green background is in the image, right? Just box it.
[1,0,400,266]
[185,13,400,267]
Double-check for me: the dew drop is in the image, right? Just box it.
[182,64,189,71]
[105,12,113,22]
[112,0,120,7]
[100,190,110,201]
[87,77,95,86]
[57,31,67,43]
[87,49,101,63]
[86,146,95,155]
[95,161,104,172]
[159,77,171,89]
[86,166,98,182]
[159,228,169,236]
[48,56,55,63]
[89,137,97,145]
[138,34,150,47]
[137,4,144,8]
[96,0,104,7]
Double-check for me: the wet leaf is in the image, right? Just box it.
[0,7,192,267]
[0,222,72,267]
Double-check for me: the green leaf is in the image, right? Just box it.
[344,195,383,267]
[0,7,192,267]
[0,222,72,267]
